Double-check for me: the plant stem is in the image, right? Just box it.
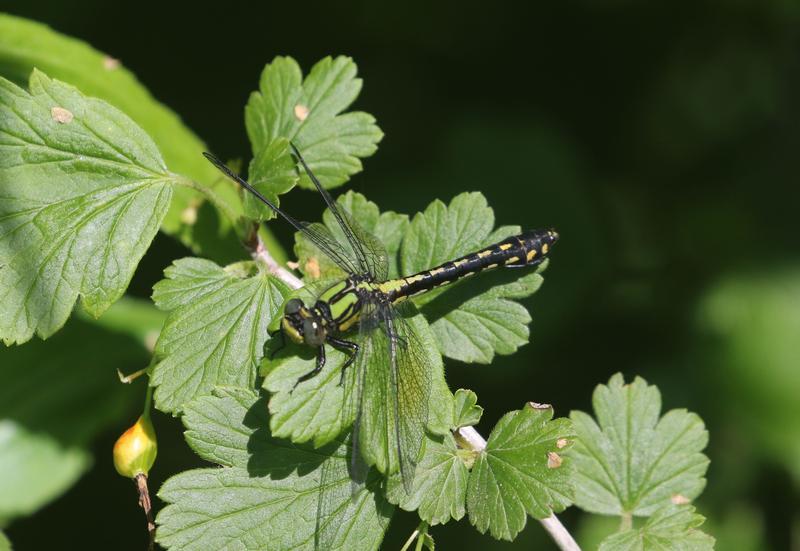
[172,174,240,227]
[134,473,155,551]
[246,224,303,289]
[414,522,429,551]
[456,426,581,551]
[399,529,420,551]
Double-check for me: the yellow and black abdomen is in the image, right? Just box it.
[383,228,558,303]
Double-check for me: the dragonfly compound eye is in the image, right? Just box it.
[284,298,304,315]
[303,318,326,347]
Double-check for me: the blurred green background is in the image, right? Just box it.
[2,1,799,549]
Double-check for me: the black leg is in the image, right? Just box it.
[292,345,326,391]
[328,337,359,386]
[269,329,286,359]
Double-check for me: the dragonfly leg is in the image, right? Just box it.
[328,337,359,386]
[268,329,286,359]
[292,345,326,391]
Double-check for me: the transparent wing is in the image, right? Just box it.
[291,144,389,281]
[346,296,432,492]
[203,152,363,276]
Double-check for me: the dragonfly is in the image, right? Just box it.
[203,145,558,490]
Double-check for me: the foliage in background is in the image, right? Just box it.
[6,3,799,548]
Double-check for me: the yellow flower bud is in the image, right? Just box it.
[113,415,157,478]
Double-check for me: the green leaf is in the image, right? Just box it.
[467,402,574,541]
[263,309,452,453]
[0,13,244,258]
[386,432,469,526]
[151,258,291,414]
[453,388,483,428]
[0,531,10,551]
[0,70,173,344]
[157,387,393,551]
[598,504,715,551]
[402,193,546,363]
[295,191,409,280]
[568,373,709,517]
[245,56,383,191]
[0,299,150,522]
[243,137,298,222]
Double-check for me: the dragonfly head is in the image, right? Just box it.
[282,298,328,347]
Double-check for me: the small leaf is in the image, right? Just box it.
[0,530,10,551]
[245,56,383,190]
[402,193,545,363]
[453,389,483,428]
[386,432,469,526]
[467,402,574,541]
[243,137,298,222]
[295,191,408,280]
[151,258,291,414]
[157,387,393,551]
[568,373,709,517]
[0,70,173,344]
[598,504,715,551]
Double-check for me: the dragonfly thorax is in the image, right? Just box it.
[281,298,329,347]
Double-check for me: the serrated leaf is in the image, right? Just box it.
[0,15,243,259]
[263,308,452,472]
[386,432,469,526]
[157,387,393,551]
[467,402,574,541]
[568,373,709,517]
[243,137,298,222]
[598,504,715,551]
[151,258,291,414]
[0,70,173,344]
[453,389,483,428]
[245,56,383,191]
[0,300,150,521]
[295,191,409,280]
[402,193,545,363]
[0,13,244,259]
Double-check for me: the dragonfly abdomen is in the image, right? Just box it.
[382,228,558,302]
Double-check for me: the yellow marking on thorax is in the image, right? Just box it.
[526,249,537,262]
[541,243,549,254]
[508,256,520,264]
[499,243,513,251]
[337,313,361,332]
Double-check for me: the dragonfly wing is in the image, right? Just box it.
[204,152,364,276]
[347,296,431,491]
[291,144,389,281]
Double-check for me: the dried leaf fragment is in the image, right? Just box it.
[51,106,74,124]
[294,103,310,121]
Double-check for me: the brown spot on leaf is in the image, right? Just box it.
[671,494,690,505]
[103,56,121,70]
[294,104,310,121]
[180,206,198,225]
[51,107,74,124]
[547,452,562,469]
[304,257,321,279]
[556,438,569,449]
